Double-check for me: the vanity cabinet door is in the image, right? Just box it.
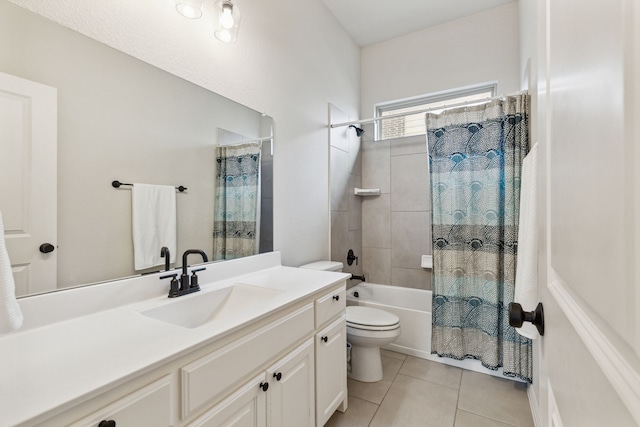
[315,315,347,427]
[265,338,315,427]
[68,375,172,427]
[187,373,267,427]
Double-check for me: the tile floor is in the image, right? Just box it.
[325,350,535,427]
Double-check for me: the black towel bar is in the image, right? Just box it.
[112,180,187,192]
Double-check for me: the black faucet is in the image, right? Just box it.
[159,249,208,298]
[160,246,171,271]
[180,249,208,290]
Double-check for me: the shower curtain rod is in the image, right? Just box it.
[329,91,527,129]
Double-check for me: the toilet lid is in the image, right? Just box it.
[346,306,399,327]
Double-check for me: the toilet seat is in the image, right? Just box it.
[346,306,400,331]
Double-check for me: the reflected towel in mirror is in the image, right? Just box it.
[132,184,177,270]
[0,211,23,333]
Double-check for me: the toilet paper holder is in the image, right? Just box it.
[508,302,545,336]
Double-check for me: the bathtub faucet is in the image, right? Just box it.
[350,274,366,282]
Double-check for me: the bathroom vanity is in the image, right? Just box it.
[0,252,348,427]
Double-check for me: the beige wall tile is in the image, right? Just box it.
[348,174,362,231]
[362,139,390,193]
[362,195,391,248]
[390,153,430,212]
[331,146,350,212]
[390,135,428,156]
[391,267,432,290]
[362,247,391,284]
[331,211,349,267]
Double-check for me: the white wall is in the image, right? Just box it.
[360,2,520,117]
[7,0,361,268]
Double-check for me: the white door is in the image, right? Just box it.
[0,72,57,295]
[535,0,640,425]
[266,338,315,427]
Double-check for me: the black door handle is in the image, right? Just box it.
[39,243,55,253]
[508,302,544,336]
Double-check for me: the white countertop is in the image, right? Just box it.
[0,253,349,427]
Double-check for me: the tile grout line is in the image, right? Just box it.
[367,355,407,426]
[451,368,464,427]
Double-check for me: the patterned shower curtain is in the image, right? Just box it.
[213,142,261,260]
[426,94,532,383]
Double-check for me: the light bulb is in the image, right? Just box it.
[216,29,232,43]
[220,3,234,29]
[175,0,202,19]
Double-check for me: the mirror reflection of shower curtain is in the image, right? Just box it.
[213,142,262,260]
[426,94,532,383]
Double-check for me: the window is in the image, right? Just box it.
[374,83,497,141]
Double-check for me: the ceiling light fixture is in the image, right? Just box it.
[175,0,203,19]
[214,0,241,43]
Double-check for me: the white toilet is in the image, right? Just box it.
[345,306,400,382]
[299,260,401,383]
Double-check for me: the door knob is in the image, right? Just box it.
[39,243,55,253]
[508,302,544,336]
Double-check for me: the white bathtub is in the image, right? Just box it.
[346,283,432,359]
[346,282,522,381]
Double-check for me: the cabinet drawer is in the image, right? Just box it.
[314,285,346,328]
[181,303,314,419]
[69,375,172,427]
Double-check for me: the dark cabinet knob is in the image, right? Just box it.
[273,372,282,381]
[39,243,55,253]
[259,382,269,392]
[332,295,340,301]
[99,421,116,427]
[321,336,328,343]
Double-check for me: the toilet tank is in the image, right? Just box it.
[299,260,344,272]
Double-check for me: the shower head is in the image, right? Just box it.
[348,125,364,137]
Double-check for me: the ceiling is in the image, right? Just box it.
[322,0,516,47]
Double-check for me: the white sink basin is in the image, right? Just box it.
[140,284,285,329]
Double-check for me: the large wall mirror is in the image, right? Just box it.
[0,1,274,297]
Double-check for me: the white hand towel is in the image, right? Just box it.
[0,211,24,334]
[514,143,539,339]
[132,184,177,271]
